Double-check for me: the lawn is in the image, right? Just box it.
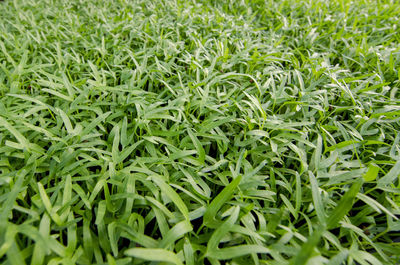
[0,0,400,264]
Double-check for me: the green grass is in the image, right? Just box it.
[0,0,400,264]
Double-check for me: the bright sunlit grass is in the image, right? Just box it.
[0,0,400,264]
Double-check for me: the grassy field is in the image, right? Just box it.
[0,0,400,264]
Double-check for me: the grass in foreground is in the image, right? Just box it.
[0,0,400,264]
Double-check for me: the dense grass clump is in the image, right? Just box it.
[1,0,400,264]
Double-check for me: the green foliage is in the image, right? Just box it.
[0,0,399,264]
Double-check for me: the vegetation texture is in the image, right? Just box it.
[1,0,400,264]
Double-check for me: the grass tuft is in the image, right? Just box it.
[1,0,400,264]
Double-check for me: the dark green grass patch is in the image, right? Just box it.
[0,0,400,264]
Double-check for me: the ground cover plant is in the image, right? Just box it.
[0,0,400,264]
